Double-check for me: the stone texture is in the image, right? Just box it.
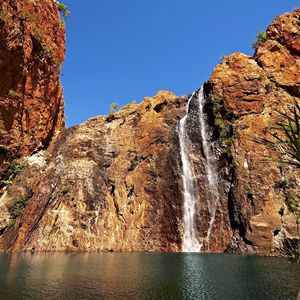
[0,0,65,174]
[206,8,300,254]
[0,92,186,252]
[267,8,300,55]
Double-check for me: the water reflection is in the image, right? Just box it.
[0,253,299,300]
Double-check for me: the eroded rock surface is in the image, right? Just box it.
[206,8,300,254]
[0,0,65,173]
[0,92,186,251]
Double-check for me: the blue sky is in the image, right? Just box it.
[61,0,299,127]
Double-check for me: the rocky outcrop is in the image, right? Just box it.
[0,92,187,251]
[0,0,65,174]
[206,8,300,253]
[0,8,298,254]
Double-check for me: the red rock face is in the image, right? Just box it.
[0,92,186,252]
[0,0,65,171]
[206,9,300,254]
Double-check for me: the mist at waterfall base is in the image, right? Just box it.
[0,253,299,300]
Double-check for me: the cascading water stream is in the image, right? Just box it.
[178,94,202,252]
[197,88,220,247]
[179,88,220,252]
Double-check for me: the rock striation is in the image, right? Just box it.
[0,7,298,254]
[0,0,65,174]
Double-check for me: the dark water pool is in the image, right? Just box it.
[0,252,299,300]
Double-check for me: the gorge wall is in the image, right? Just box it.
[0,0,65,175]
[0,5,299,255]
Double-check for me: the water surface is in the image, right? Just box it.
[0,253,299,300]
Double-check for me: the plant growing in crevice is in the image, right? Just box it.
[9,190,34,222]
[0,161,23,188]
[44,44,60,65]
[57,2,71,19]
[274,175,299,262]
[20,11,41,23]
[109,103,119,115]
[32,27,45,43]
[252,31,268,49]
[207,92,236,166]
[128,157,139,172]
[256,101,300,167]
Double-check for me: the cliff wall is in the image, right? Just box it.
[0,8,298,254]
[0,0,65,174]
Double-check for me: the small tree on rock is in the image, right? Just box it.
[109,103,119,115]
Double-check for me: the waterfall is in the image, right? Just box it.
[179,94,202,252]
[197,88,220,247]
[179,88,220,252]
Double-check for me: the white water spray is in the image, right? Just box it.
[197,88,220,246]
[179,94,202,252]
[179,88,220,252]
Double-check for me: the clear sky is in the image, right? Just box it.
[61,0,299,127]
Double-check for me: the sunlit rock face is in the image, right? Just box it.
[0,91,187,252]
[0,8,298,254]
[206,9,300,254]
[0,0,65,174]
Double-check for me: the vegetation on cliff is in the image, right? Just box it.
[252,31,268,49]
[258,101,300,261]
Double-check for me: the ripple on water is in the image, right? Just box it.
[0,253,299,300]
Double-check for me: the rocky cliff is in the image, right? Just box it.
[0,0,65,175]
[0,8,298,254]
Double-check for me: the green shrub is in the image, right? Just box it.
[10,190,34,221]
[43,44,60,65]
[215,117,226,128]
[164,117,173,125]
[257,101,300,167]
[32,28,45,43]
[109,103,119,115]
[285,189,298,213]
[58,3,71,18]
[252,31,268,49]
[223,137,234,147]
[20,11,41,22]
[0,161,23,187]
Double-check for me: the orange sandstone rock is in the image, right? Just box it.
[0,0,65,171]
